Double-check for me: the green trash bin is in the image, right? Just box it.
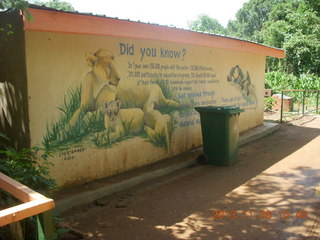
[195,106,244,166]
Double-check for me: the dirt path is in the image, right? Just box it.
[61,115,320,240]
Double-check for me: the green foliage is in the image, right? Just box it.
[0,144,57,192]
[266,72,320,115]
[0,132,57,240]
[263,20,291,48]
[0,147,60,239]
[187,0,320,77]
[51,222,68,240]
[32,0,74,11]
[230,0,286,42]
[263,1,320,76]
[264,97,276,111]
[283,33,320,75]
[305,0,320,14]
[0,23,13,37]
[268,1,298,22]
[0,0,29,10]
[188,14,226,34]
[0,23,13,54]
[265,71,320,91]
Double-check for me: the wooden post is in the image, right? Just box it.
[302,91,306,115]
[280,91,284,123]
[316,91,319,113]
[39,210,56,240]
[0,173,55,227]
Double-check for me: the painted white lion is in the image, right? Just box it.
[69,49,180,127]
[102,100,144,141]
[102,100,175,151]
[69,49,121,126]
[144,103,174,152]
[116,83,179,111]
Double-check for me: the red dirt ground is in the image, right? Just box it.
[60,114,320,240]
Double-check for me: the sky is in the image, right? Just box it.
[58,0,249,28]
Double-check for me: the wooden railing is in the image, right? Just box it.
[0,172,55,227]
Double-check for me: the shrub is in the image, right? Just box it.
[0,133,57,240]
[265,71,320,92]
[264,97,276,111]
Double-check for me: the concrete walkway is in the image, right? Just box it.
[59,116,320,240]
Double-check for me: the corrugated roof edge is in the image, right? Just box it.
[24,4,284,56]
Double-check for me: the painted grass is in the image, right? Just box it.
[90,118,146,148]
[154,78,194,114]
[42,85,105,151]
[145,113,178,151]
[42,80,188,151]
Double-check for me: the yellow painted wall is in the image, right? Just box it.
[25,31,265,187]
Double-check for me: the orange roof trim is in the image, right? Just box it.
[24,8,285,59]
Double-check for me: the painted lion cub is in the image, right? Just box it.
[103,100,144,141]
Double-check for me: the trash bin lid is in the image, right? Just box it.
[194,106,244,114]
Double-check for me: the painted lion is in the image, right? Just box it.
[70,49,180,127]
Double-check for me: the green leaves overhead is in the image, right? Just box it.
[32,0,75,11]
[187,14,226,35]
[188,0,320,77]
[0,0,29,10]
[262,1,320,75]
[234,0,286,42]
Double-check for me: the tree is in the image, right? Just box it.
[284,34,320,75]
[32,0,74,11]
[188,14,226,35]
[1,0,30,51]
[222,0,320,76]
[228,0,287,42]
[0,0,28,10]
[304,0,320,14]
[262,1,320,75]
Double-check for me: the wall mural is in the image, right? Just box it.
[43,49,187,152]
[42,46,258,155]
[227,65,257,107]
[23,30,266,186]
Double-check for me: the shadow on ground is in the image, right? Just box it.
[61,122,320,240]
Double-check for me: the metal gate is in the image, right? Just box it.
[279,90,320,122]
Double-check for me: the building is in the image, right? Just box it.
[0,6,285,187]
